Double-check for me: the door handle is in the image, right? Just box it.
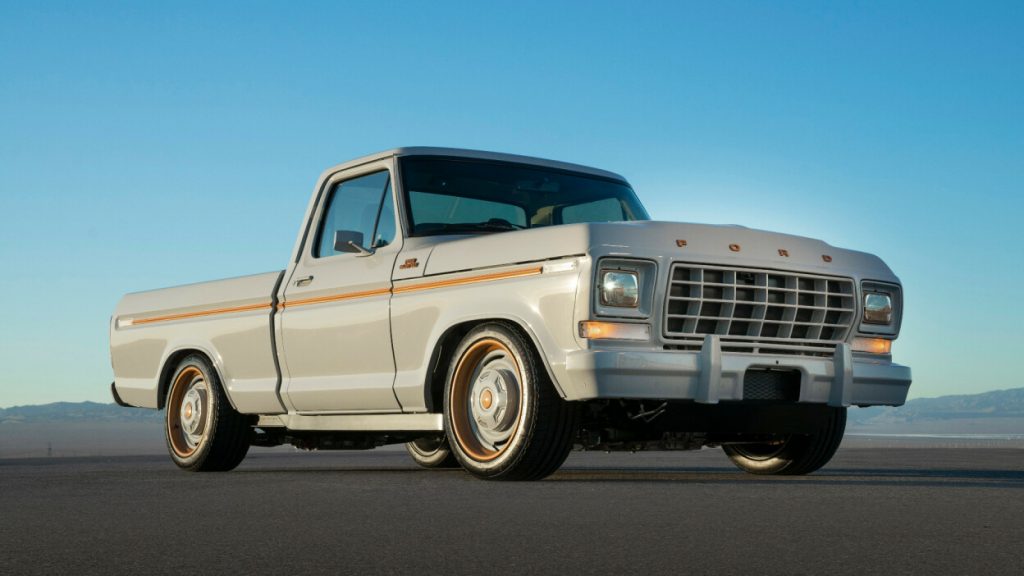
[294,275,314,287]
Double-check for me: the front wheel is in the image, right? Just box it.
[443,323,578,481]
[165,354,253,471]
[405,435,459,469]
[723,407,847,475]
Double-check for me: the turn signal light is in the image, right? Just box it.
[852,337,892,354]
[579,321,650,341]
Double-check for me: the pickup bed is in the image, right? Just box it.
[110,147,911,479]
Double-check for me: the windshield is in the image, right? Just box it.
[399,157,649,236]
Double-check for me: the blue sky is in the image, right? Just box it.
[1,1,1021,406]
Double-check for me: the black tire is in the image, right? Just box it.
[722,407,847,475]
[443,322,578,481]
[405,435,460,469]
[164,354,253,472]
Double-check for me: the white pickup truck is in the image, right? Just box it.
[110,147,910,480]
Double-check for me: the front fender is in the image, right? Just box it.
[389,260,585,412]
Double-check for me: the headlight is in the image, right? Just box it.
[599,270,640,307]
[593,258,655,319]
[863,293,893,324]
[859,281,902,336]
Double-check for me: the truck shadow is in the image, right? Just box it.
[231,464,1024,489]
[547,466,1024,488]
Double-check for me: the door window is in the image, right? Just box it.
[314,171,395,258]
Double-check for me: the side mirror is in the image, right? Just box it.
[333,230,374,256]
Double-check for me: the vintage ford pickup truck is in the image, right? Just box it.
[110,147,910,480]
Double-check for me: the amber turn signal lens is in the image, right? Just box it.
[579,321,650,341]
[852,337,892,354]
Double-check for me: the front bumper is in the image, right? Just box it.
[563,335,911,407]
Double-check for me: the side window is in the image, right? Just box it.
[315,171,394,258]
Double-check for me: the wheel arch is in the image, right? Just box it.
[422,316,564,413]
[156,346,238,412]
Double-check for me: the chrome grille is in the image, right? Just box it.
[663,264,856,345]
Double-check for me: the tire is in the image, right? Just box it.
[405,435,460,469]
[164,354,253,472]
[443,322,578,481]
[723,407,847,475]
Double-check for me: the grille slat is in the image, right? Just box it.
[667,297,853,312]
[664,264,855,349]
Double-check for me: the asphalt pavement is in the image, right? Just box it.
[2,446,1023,575]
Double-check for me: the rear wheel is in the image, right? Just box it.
[405,435,459,469]
[723,407,847,475]
[443,323,578,480]
[165,355,252,472]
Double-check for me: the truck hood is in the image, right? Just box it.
[414,220,899,284]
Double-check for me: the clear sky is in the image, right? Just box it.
[1,1,1021,407]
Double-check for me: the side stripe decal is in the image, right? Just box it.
[123,266,544,325]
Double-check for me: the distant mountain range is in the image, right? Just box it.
[2,388,1022,432]
[847,387,1024,435]
[849,387,1024,423]
[0,401,162,423]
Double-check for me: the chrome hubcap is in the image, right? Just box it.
[178,378,209,451]
[467,354,520,452]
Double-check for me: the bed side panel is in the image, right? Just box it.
[110,271,285,413]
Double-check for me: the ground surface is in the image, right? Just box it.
[2,446,1023,575]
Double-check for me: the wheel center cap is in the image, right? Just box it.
[480,389,494,410]
[184,404,193,419]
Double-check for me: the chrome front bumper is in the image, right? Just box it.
[563,336,911,407]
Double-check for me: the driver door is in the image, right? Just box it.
[279,161,402,413]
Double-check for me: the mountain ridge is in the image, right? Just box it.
[0,401,163,423]
[848,386,1024,428]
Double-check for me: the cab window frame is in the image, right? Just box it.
[312,169,395,259]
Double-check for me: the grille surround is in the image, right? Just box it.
[663,263,856,350]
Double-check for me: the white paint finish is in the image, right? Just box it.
[588,220,898,282]
[563,348,911,406]
[390,260,584,411]
[113,377,160,408]
[259,412,443,432]
[227,378,287,414]
[423,224,591,276]
[110,272,283,412]
[423,220,897,289]
[114,271,280,320]
[278,159,402,413]
[391,245,433,280]
[115,315,284,413]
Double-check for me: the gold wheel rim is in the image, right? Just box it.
[449,338,524,462]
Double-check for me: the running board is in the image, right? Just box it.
[257,413,443,432]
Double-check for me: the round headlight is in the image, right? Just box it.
[863,293,893,324]
[600,270,639,307]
